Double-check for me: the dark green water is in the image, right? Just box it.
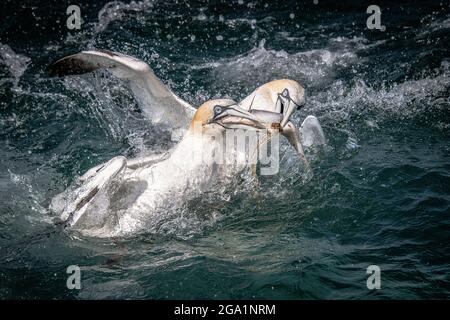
[0,0,449,299]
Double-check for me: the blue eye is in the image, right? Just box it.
[214,106,222,115]
[281,88,289,98]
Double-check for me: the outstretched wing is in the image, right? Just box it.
[48,50,196,130]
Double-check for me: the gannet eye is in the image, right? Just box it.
[281,88,289,98]
[214,105,223,115]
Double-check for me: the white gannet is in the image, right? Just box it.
[51,98,270,236]
[48,50,325,236]
[239,79,326,168]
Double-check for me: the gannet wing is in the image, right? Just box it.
[48,50,196,130]
[60,156,127,228]
[79,152,169,182]
[300,115,326,147]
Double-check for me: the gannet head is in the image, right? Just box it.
[240,79,305,128]
[188,99,266,135]
[239,79,310,168]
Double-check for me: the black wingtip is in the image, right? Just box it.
[47,55,98,77]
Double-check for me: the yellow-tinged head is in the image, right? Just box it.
[240,79,305,127]
[188,99,266,134]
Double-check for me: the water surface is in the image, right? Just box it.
[0,0,449,299]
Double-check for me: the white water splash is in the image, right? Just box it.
[192,38,359,90]
[310,72,450,129]
[0,44,31,89]
[8,170,51,224]
[94,0,155,35]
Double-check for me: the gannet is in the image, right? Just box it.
[48,50,325,236]
[51,98,271,236]
[239,79,326,168]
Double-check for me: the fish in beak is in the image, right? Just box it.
[211,103,313,169]
[248,110,310,169]
[281,121,310,169]
[238,108,310,169]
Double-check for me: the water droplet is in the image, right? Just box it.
[346,137,359,150]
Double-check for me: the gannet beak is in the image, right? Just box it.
[281,121,310,169]
[280,100,297,128]
[214,105,267,129]
[278,89,305,128]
